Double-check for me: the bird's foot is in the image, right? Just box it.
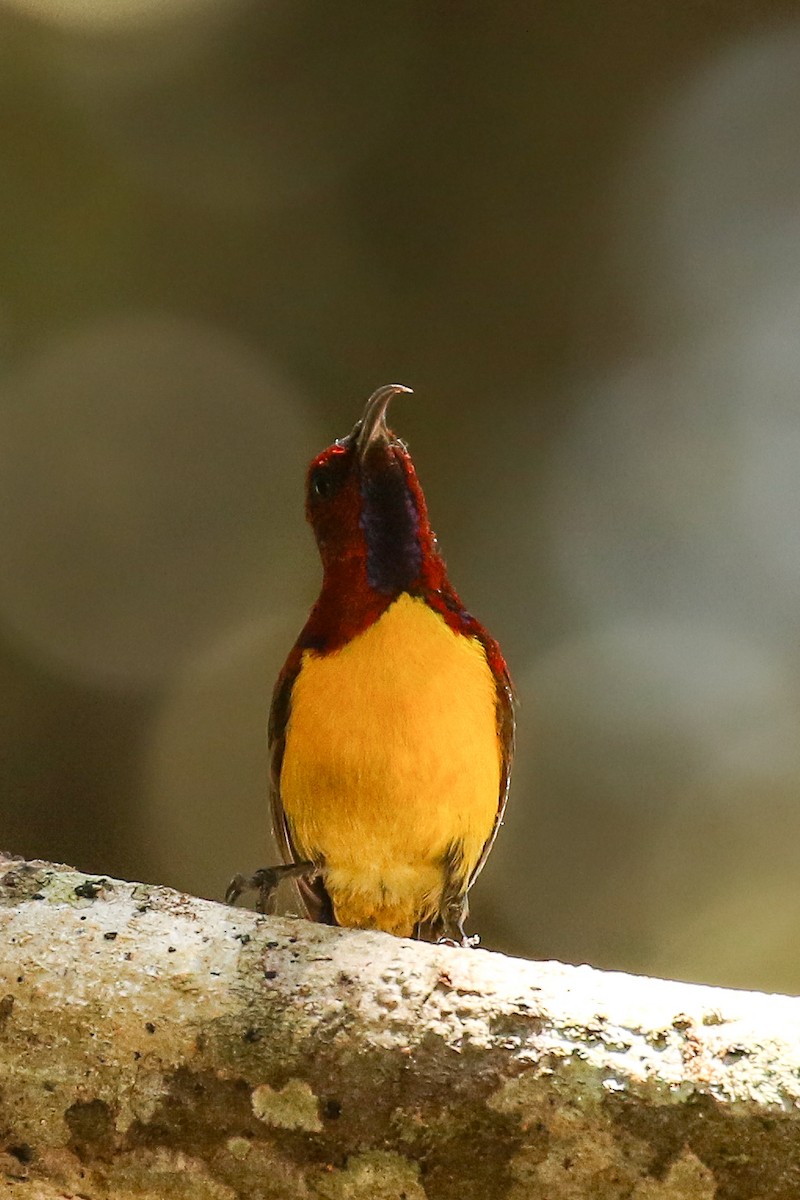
[225,861,315,915]
[436,932,480,949]
[436,894,480,948]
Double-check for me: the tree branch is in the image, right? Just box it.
[1,854,799,1199]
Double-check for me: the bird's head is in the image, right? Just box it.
[305,384,439,596]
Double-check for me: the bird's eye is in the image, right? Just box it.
[310,464,336,500]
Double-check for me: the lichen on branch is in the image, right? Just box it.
[2,854,800,1199]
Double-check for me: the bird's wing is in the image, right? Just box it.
[422,584,516,899]
[466,649,515,892]
[268,649,334,924]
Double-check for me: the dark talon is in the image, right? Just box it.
[436,933,480,949]
[433,882,479,948]
[225,862,316,915]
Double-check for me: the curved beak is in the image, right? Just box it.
[356,383,413,459]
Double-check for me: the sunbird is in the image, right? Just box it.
[227,385,514,943]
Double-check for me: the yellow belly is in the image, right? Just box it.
[280,593,501,935]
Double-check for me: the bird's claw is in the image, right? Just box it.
[225,873,250,906]
[436,932,480,949]
[225,862,315,915]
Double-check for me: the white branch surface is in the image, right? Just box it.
[2,855,800,1199]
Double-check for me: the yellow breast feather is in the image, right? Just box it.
[280,592,501,935]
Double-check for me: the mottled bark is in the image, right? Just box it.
[1,854,799,1199]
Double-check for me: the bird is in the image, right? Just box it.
[226,384,514,944]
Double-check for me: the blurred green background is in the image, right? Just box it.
[2,0,800,993]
